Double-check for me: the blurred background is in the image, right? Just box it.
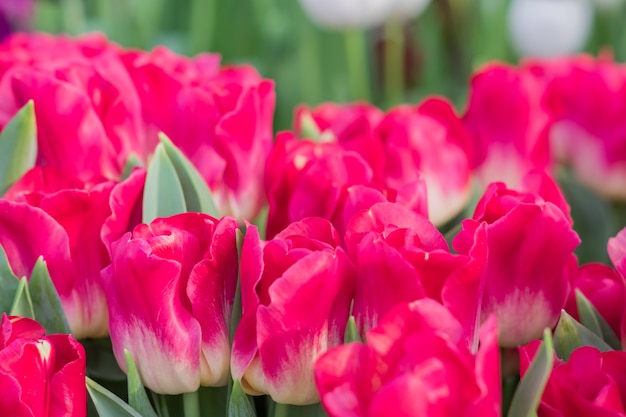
[6,0,626,129]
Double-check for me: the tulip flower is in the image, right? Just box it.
[0,314,86,417]
[544,56,626,200]
[344,202,467,333]
[231,218,357,405]
[463,63,553,189]
[0,167,145,338]
[315,300,501,417]
[102,213,239,394]
[443,170,580,348]
[297,0,394,29]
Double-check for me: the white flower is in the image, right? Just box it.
[507,0,593,57]
[297,0,432,29]
[297,0,395,29]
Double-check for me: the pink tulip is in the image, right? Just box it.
[102,213,239,394]
[231,218,357,404]
[544,55,626,200]
[344,202,466,333]
[121,48,275,219]
[0,314,86,417]
[443,170,580,347]
[315,300,501,417]
[376,98,473,225]
[463,63,552,189]
[0,167,144,338]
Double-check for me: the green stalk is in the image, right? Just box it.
[384,19,405,106]
[344,29,371,102]
[300,19,322,104]
[273,403,290,417]
[60,0,85,35]
[183,391,200,417]
[188,0,216,54]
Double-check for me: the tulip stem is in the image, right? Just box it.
[273,403,290,417]
[384,19,405,107]
[183,391,201,417]
[189,0,216,54]
[344,29,371,102]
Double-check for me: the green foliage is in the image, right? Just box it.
[0,101,37,196]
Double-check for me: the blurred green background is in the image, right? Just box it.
[31,0,626,130]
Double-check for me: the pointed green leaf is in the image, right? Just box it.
[230,229,245,345]
[122,153,143,180]
[554,310,613,362]
[507,329,554,417]
[28,257,71,334]
[142,142,186,223]
[124,350,159,417]
[0,244,19,313]
[0,100,37,195]
[9,278,35,319]
[575,289,621,350]
[83,338,127,381]
[158,133,219,217]
[228,379,256,417]
[344,316,361,343]
[299,110,322,141]
[87,377,144,417]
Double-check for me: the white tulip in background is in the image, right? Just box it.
[507,0,594,57]
[297,0,432,29]
[297,0,395,29]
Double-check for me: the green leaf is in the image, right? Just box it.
[298,110,321,141]
[142,142,187,223]
[230,229,245,346]
[0,100,37,195]
[87,377,143,417]
[228,379,256,417]
[124,350,159,417]
[83,338,127,382]
[158,133,219,217]
[0,244,19,313]
[28,257,71,335]
[575,290,622,350]
[122,153,143,180]
[9,278,35,319]
[507,329,554,417]
[343,316,361,343]
[553,310,613,362]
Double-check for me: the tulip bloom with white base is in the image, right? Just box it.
[508,0,593,57]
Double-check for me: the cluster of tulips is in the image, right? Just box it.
[2,31,626,417]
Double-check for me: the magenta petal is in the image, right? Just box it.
[345,202,446,259]
[101,168,145,254]
[353,232,426,334]
[315,343,380,417]
[187,216,239,386]
[254,249,356,405]
[231,225,264,382]
[102,236,202,394]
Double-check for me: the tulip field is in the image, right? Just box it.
[3,1,626,417]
